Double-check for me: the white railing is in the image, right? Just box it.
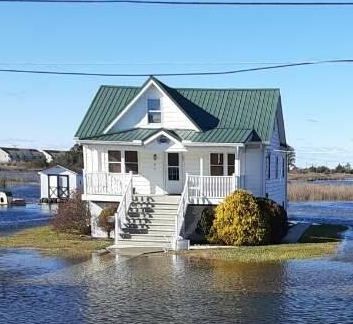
[85,172,131,195]
[115,172,133,243]
[175,174,190,238]
[188,174,239,199]
[174,173,240,240]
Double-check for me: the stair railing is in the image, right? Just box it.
[175,173,190,240]
[115,171,133,245]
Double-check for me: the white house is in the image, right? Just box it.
[75,76,288,250]
[0,147,45,163]
[40,150,67,163]
[38,165,83,203]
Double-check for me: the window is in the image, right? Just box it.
[125,151,138,174]
[275,156,279,178]
[168,153,179,181]
[147,99,161,123]
[108,151,121,173]
[282,157,286,178]
[227,154,235,176]
[210,153,224,176]
[266,154,271,179]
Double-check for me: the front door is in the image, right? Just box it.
[165,153,183,194]
[58,175,69,199]
[48,175,58,198]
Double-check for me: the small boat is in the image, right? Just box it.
[0,191,26,206]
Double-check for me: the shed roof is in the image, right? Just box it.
[38,165,80,175]
[75,77,284,145]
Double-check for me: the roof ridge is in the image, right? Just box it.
[99,84,280,91]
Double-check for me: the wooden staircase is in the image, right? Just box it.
[115,195,180,248]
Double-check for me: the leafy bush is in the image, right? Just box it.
[195,207,216,237]
[256,197,288,243]
[209,190,271,246]
[98,207,116,238]
[52,190,91,235]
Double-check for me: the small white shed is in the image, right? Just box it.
[38,165,83,202]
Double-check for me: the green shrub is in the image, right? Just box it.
[256,197,288,243]
[209,190,271,246]
[98,207,116,238]
[195,207,216,238]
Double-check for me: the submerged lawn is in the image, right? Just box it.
[299,224,348,243]
[181,224,348,263]
[0,226,111,257]
[181,243,339,262]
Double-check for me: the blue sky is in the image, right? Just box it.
[0,1,353,167]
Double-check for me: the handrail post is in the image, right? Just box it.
[233,173,237,191]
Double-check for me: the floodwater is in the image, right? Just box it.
[0,184,52,236]
[1,185,353,323]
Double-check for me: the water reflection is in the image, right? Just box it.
[1,247,353,324]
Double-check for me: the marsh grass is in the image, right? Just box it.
[289,172,353,181]
[181,243,339,262]
[181,224,347,262]
[288,183,353,201]
[0,226,111,257]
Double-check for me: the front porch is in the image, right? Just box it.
[83,172,241,204]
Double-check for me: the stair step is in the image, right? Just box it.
[124,223,175,229]
[115,240,172,248]
[122,228,174,235]
[129,206,178,213]
[125,219,175,226]
[130,202,179,207]
[132,195,180,204]
[119,234,173,242]
[127,212,176,219]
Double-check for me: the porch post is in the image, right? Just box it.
[121,150,126,174]
[199,155,204,197]
[236,146,241,188]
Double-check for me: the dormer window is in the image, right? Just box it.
[147,99,161,123]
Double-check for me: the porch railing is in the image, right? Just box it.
[115,171,133,243]
[188,174,238,199]
[84,172,131,196]
[175,173,240,239]
[175,174,190,239]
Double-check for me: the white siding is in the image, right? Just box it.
[40,173,49,198]
[264,118,287,207]
[244,146,263,197]
[0,149,10,163]
[39,166,81,199]
[110,84,198,132]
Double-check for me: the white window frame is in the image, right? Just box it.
[210,153,224,176]
[125,150,139,175]
[107,150,139,175]
[147,98,161,124]
[108,150,122,173]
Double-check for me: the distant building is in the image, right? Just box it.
[40,150,67,163]
[0,147,45,163]
[38,165,83,202]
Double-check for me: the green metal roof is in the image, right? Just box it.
[75,76,282,144]
[83,128,258,144]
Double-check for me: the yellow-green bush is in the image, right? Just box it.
[256,197,288,244]
[98,207,116,238]
[209,190,271,246]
